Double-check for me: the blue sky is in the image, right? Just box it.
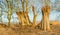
[0,0,60,23]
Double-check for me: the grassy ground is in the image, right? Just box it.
[0,21,60,35]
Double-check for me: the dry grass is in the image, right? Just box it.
[0,21,60,35]
[50,21,60,25]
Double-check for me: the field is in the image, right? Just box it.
[0,21,60,35]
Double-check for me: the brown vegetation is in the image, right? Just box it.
[0,21,60,35]
[1,0,59,35]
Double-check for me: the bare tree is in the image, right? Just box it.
[16,0,30,26]
[31,5,37,27]
[41,4,51,31]
[6,0,13,26]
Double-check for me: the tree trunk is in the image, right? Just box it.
[31,5,37,27]
[16,12,25,25]
[22,0,24,12]
[6,0,12,26]
[33,15,37,27]
[41,5,50,31]
[25,0,30,25]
